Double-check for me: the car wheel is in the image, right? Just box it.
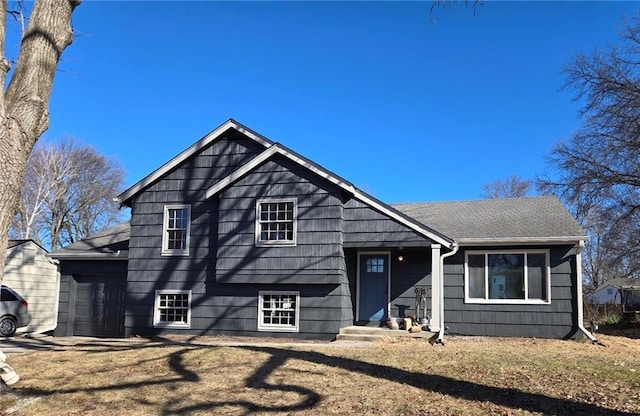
[0,316,17,336]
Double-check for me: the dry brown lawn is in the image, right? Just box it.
[0,332,639,415]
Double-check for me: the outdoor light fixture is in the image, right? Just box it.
[397,255,405,263]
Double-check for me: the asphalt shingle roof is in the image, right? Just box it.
[393,195,586,243]
[49,222,130,258]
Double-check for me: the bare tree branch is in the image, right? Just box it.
[540,15,640,286]
[11,137,126,250]
[482,175,533,199]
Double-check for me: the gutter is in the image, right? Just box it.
[458,236,589,246]
[435,243,459,344]
[575,241,605,346]
[47,250,129,261]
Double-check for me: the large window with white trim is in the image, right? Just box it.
[258,291,300,332]
[162,204,191,256]
[255,199,297,246]
[465,250,550,303]
[154,290,191,328]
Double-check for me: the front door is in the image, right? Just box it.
[358,253,390,323]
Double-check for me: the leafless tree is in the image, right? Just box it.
[0,0,79,389]
[540,15,640,286]
[481,175,533,199]
[0,0,80,282]
[11,137,126,250]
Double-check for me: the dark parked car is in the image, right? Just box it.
[0,285,31,336]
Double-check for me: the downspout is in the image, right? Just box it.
[575,241,604,346]
[436,243,459,344]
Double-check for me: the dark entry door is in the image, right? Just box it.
[359,253,389,322]
[73,275,126,337]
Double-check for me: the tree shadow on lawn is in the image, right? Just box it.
[14,342,635,416]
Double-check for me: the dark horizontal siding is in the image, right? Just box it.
[132,134,264,203]
[126,283,350,340]
[123,141,353,339]
[389,248,432,319]
[55,260,128,337]
[125,135,265,338]
[442,246,579,339]
[343,199,430,246]
[215,157,346,285]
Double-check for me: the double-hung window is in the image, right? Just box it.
[162,204,191,256]
[255,199,297,246]
[465,250,550,304]
[258,291,300,332]
[154,290,191,328]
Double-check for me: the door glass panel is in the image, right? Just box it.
[366,257,385,273]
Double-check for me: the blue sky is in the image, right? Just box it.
[33,1,640,203]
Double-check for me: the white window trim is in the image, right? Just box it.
[257,291,300,332]
[464,249,551,305]
[153,290,192,328]
[162,204,191,256]
[255,198,297,247]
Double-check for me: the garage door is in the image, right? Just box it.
[73,275,126,337]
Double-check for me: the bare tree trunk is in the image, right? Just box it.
[0,0,80,287]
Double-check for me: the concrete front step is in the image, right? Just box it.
[337,325,431,342]
[335,333,384,342]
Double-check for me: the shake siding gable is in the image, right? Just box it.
[125,135,267,336]
[343,199,431,247]
[215,157,346,284]
[125,143,355,338]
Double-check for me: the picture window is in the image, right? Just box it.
[466,250,550,304]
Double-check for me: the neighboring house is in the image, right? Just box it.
[588,278,640,308]
[49,119,591,340]
[4,240,60,334]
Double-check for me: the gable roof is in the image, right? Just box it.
[393,196,587,245]
[8,240,29,249]
[8,239,48,252]
[116,118,454,249]
[205,143,455,249]
[116,119,273,206]
[48,222,130,260]
[111,120,584,252]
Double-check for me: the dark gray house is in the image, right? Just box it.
[50,119,595,341]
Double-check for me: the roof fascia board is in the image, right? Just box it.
[7,239,49,253]
[116,119,273,206]
[205,145,454,249]
[7,240,28,250]
[458,236,587,246]
[48,251,129,261]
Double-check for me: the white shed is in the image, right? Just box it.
[3,240,59,334]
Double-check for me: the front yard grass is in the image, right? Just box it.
[1,332,639,415]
